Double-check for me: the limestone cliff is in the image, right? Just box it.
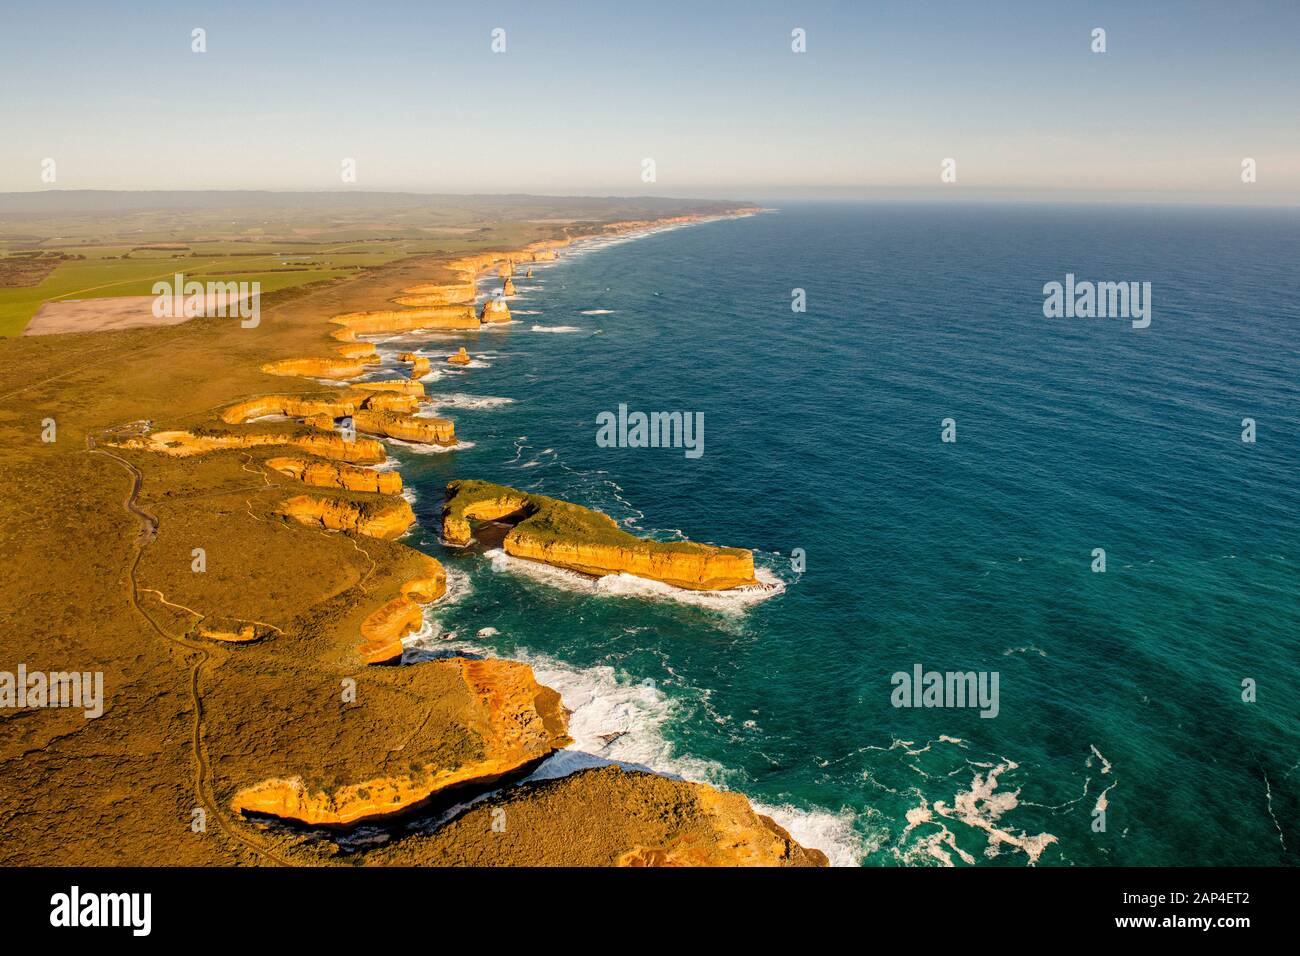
[356,556,446,664]
[352,409,455,446]
[334,342,380,362]
[618,783,828,866]
[353,391,420,413]
[219,394,354,425]
[348,379,425,397]
[230,657,570,825]
[395,280,476,306]
[119,429,386,465]
[292,433,388,465]
[447,347,471,366]
[265,456,402,495]
[357,596,424,664]
[260,357,369,380]
[362,765,828,867]
[221,389,420,425]
[502,277,516,296]
[330,307,479,335]
[442,479,758,590]
[275,494,416,539]
[499,262,513,278]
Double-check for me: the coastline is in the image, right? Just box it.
[9,200,832,867]
[354,208,856,861]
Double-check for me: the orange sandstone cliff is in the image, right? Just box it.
[265,456,402,495]
[442,479,758,590]
[275,493,416,539]
[230,657,570,826]
[352,409,456,446]
[117,428,387,465]
[330,306,479,335]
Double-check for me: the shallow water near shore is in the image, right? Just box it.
[387,203,1299,866]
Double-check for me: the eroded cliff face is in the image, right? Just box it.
[618,784,828,866]
[219,394,354,425]
[505,533,757,590]
[348,379,425,397]
[352,409,455,446]
[260,357,369,379]
[118,429,386,464]
[448,252,510,277]
[394,280,476,307]
[357,596,424,664]
[441,479,758,589]
[334,342,380,361]
[265,456,402,495]
[441,485,533,545]
[230,657,570,826]
[330,307,479,335]
[220,387,422,426]
[357,554,448,664]
[361,764,828,867]
[502,277,516,296]
[275,494,415,539]
[291,433,388,464]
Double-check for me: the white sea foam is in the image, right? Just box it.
[399,570,475,655]
[438,566,473,605]
[483,548,784,611]
[1087,744,1113,775]
[423,393,516,412]
[751,801,874,868]
[531,324,581,333]
[469,645,867,867]
[383,437,476,454]
[579,309,616,315]
[894,756,1059,866]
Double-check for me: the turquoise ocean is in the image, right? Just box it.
[365,203,1298,866]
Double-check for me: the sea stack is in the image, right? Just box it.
[498,262,513,278]
[447,347,472,366]
[525,267,534,278]
[481,294,511,323]
[503,277,516,295]
[398,351,431,378]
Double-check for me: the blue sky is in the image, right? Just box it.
[2,0,1297,202]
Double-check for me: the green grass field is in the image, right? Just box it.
[0,193,745,335]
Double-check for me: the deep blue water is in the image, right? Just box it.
[379,203,1298,866]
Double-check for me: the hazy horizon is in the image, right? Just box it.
[2,0,1298,205]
